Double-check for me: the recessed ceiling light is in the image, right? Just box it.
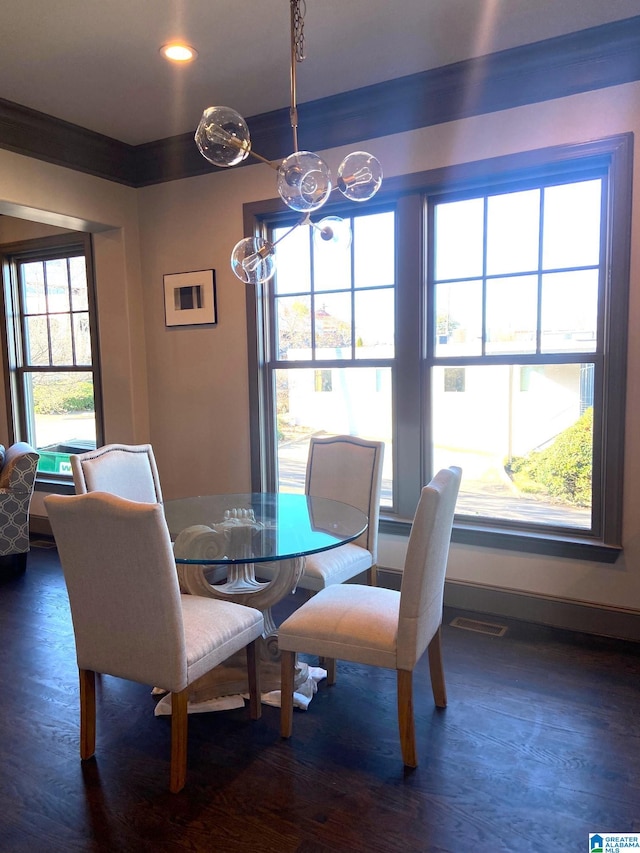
[160,43,197,63]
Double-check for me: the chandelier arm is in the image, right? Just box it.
[272,217,307,247]
[247,149,280,170]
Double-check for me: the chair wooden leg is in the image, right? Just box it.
[325,657,337,685]
[246,640,262,720]
[79,669,96,760]
[170,689,189,793]
[427,627,447,708]
[397,668,417,767]
[280,650,296,738]
[367,562,378,587]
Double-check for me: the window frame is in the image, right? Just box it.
[246,134,632,562]
[0,232,104,486]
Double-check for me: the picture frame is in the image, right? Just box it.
[163,269,217,327]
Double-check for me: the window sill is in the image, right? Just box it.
[34,478,76,495]
[379,517,622,563]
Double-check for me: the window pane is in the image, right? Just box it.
[22,261,46,314]
[314,293,352,358]
[73,313,92,365]
[541,270,598,353]
[26,371,96,475]
[25,316,50,365]
[45,258,70,312]
[542,180,601,270]
[444,367,465,392]
[487,189,540,275]
[314,230,351,292]
[276,295,311,359]
[69,256,88,311]
[485,275,538,354]
[49,314,73,364]
[273,225,311,294]
[354,288,394,358]
[434,198,484,281]
[432,363,592,529]
[275,366,392,505]
[434,280,482,356]
[354,211,395,288]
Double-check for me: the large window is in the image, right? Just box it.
[1,234,102,479]
[431,179,601,531]
[248,136,631,558]
[269,209,395,504]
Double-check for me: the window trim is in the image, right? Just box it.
[245,134,632,561]
[0,232,104,486]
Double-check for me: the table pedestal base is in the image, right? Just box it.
[153,654,325,715]
[157,556,310,713]
[187,637,310,703]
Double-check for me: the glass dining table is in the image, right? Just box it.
[161,492,368,710]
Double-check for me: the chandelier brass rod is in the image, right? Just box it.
[289,0,300,153]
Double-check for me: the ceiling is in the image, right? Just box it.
[3,0,640,147]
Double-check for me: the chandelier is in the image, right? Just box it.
[194,0,383,285]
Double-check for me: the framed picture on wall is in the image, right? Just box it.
[164,269,217,327]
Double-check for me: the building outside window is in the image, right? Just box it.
[248,135,631,557]
[1,233,102,479]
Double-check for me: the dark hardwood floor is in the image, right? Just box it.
[1,543,639,853]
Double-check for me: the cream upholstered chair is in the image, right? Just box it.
[70,443,163,503]
[260,435,384,591]
[71,442,227,587]
[0,442,40,572]
[45,491,264,793]
[279,466,461,767]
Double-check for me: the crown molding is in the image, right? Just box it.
[0,97,137,185]
[1,15,639,188]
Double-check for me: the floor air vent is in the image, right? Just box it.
[449,616,508,637]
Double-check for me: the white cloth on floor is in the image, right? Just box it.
[154,693,245,715]
[259,665,326,710]
[152,666,326,714]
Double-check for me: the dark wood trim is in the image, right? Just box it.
[394,194,424,517]
[358,568,639,639]
[442,579,640,642]
[0,97,137,186]
[380,517,622,563]
[601,134,633,545]
[0,17,639,187]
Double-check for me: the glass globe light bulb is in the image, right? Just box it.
[313,216,352,251]
[231,237,276,284]
[337,151,383,202]
[277,151,332,212]
[195,106,251,168]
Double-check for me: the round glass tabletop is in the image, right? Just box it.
[163,492,368,564]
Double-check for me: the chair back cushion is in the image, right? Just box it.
[0,442,39,492]
[45,491,187,691]
[305,435,384,559]
[0,442,40,557]
[70,443,163,503]
[397,467,461,670]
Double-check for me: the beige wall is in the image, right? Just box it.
[0,150,150,517]
[1,81,640,616]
